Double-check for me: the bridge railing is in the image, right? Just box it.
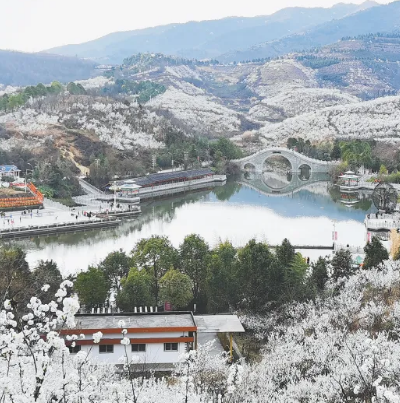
[232,147,337,167]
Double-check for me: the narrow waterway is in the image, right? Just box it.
[3,179,376,276]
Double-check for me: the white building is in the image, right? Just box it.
[0,165,21,180]
[61,312,197,370]
[61,312,245,370]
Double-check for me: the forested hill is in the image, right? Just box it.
[45,2,377,64]
[0,50,98,86]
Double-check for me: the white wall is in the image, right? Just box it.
[76,331,191,365]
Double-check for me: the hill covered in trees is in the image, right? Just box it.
[0,50,98,86]
[3,33,400,164]
[1,236,400,401]
[221,1,400,62]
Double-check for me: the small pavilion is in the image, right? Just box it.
[338,171,361,191]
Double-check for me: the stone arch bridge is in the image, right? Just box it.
[232,147,336,173]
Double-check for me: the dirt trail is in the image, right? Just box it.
[60,146,90,176]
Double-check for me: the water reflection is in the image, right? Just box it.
[299,165,311,181]
[328,187,372,211]
[4,179,377,276]
[263,155,293,189]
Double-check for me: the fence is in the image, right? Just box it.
[334,244,365,254]
[28,183,44,203]
[365,219,400,230]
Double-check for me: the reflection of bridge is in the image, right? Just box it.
[232,147,336,173]
[238,171,331,196]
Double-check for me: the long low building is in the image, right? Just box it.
[60,311,244,370]
[105,168,216,194]
[61,312,197,369]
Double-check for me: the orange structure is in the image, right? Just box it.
[0,183,44,210]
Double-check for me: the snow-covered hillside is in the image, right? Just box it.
[238,261,400,401]
[2,52,400,155]
[245,60,318,98]
[249,88,359,122]
[148,88,242,135]
[256,95,400,145]
[0,97,164,151]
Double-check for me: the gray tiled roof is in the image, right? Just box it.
[73,312,196,330]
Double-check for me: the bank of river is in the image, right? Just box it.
[3,180,376,276]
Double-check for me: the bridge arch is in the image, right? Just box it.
[244,163,256,172]
[232,147,336,174]
[263,153,292,173]
[298,164,311,181]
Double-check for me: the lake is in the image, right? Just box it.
[3,177,376,276]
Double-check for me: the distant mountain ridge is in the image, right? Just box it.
[221,1,400,62]
[45,2,378,64]
[0,50,98,86]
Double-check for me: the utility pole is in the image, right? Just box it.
[113,180,117,215]
[184,151,188,170]
[25,163,33,193]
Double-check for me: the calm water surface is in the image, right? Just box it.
[7,180,375,276]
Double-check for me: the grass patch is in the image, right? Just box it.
[52,197,82,207]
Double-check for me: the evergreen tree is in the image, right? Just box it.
[330,142,342,160]
[282,253,308,302]
[159,269,193,309]
[74,267,110,309]
[276,238,296,268]
[116,267,155,311]
[99,250,131,291]
[331,249,353,281]
[31,260,63,304]
[206,242,238,313]
[179,234,210,306]
[131,235,177,305]
[237,240,281,308]
[363,237,389,269]
[310,257,329,291]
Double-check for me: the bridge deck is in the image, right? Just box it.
[232,147,338,174]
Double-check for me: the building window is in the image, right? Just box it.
[132,344,146,352]
[99,345,114,354]
[164,343,178,352]
[68,345,81,354]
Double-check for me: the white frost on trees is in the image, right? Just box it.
[257,95,400,146]
[250,88,359,122]
[238,261,400,402]
[149,88,241,135]
[74,76,112,89]
[2,261,400,401]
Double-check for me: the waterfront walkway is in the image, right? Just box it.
[0,218,120,240]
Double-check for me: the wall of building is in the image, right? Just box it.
[74,331,192,365]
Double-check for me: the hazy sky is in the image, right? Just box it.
[0,0,392,52]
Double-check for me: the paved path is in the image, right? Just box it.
[0,207,99,231]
